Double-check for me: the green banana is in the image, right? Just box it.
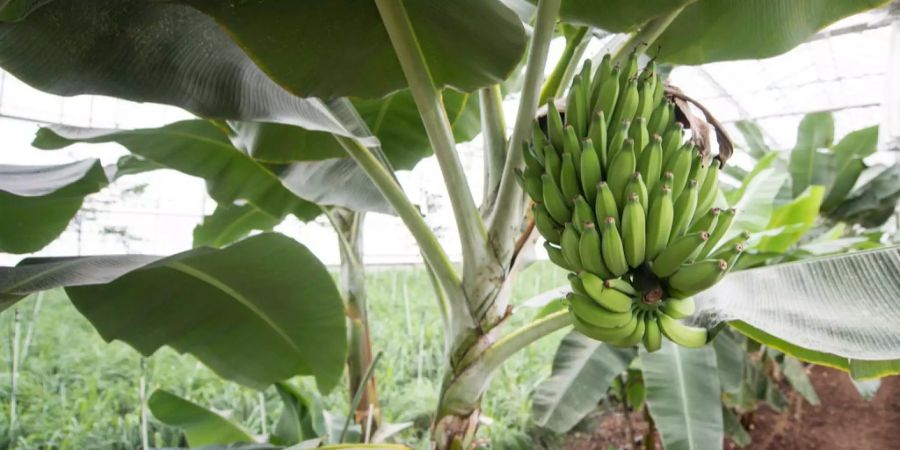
[651,64,666,104]
[566,75,587,138]
[523,143,543,177]
[595,182,619,224]
[579,272,632,312]
[541,173,572,224]
[668,259,728,297]
[708,232,750,260]
[572,196,595,232]
[579,223,613,279]
[610,78,639,130]
[670,180,698,240]
[635,81,655,123]
[647,101,671,137]
[601,216,629,277]
[643,313,662,352]
[660,297,695,319]
[629,117,649,154]
[661,123,684,162]
[822,157,865,212]
[620,52,639,84]
[622,192,646,268]
[650,171,675,204]
[544,145,562,185]
[646,185,674,261]
[624,172,649,214]
[563,125,582,161]
[545,242,576,272]
[711,242,745,268]
[658,313,708,348]
[698,209,737,258]
[608,119,630,163]
[597,66,621,118]
[561,223,584,272]
[532,121,548,161]
[690,207,720,234]
[520,170,543,202]
[652,231,709,278]
[533,203,561,244]
[567,293,634,329]
[608,139,637,206]
[568,272,589,297]
[610,313,646,348]
[666,144,694,200]
[605,278,639,297]
[547,101,565,151]
[572,312,638,343]
[560,153,581,205]
[637,135,663,192]
[588,112,609,171]
[695,161,719,219]
[591,54,614,111]
[580,139,602,201]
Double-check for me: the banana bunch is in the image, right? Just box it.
[519,53,744,352]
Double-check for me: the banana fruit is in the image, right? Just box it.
[529,52,738,350]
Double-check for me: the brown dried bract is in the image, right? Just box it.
[665,84,734,167]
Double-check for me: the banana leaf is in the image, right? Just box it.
[696,246,900,379]
[0,233,347,391]
[532,331,635,433]
[642,341,723,450]
[148,389,256,448]
[0,159,108,253]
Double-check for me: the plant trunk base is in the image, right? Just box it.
[432,410,480,450]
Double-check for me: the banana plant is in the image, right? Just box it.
[1,1,898,449]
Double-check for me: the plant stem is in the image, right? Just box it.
[338,137,473,340]
[611,4,690,66]
[479,310,571,374]
[340,350,383,443]
[644,406,657,450]
[487,0,561,263]
[140,359,148,450]
[439,310,572,415]
[480,85,507,204]
[375,0,491,308]
[333,209,381,433]
[538,26,589,105]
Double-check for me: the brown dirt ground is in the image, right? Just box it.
[564,366,900,450]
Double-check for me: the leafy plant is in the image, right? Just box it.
[1,1,898,449]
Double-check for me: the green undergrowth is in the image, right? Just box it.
[0,261,568,449]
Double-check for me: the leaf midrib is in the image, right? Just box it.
[672,344,695,449]
[167,260,303,359]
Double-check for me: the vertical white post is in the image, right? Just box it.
[10,309,21,439]
[885,7,900,160]
[140,359,149,450]
[258,392,268,436]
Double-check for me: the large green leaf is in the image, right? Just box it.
[655,0,890,65]
[642,341,723,450]
[829,164,900,227]
[193,203,281,249]
[0,159,108,253]
[148,389,255,447]
[734,121,770,159]
[0,233,347,390]
[0,0,376,142]
[695,247,900,379]
[180,0,525,99]
[755,186,824,253]
[781,356,820,405]
[229,90,479,171]
[712,330,745,394]
[535,0,692,32]
[532,331,635,433]
[832,126,878,170]
[789,112,835,197]
[271,382,327,446]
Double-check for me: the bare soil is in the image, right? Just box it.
[564,366,900,450]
